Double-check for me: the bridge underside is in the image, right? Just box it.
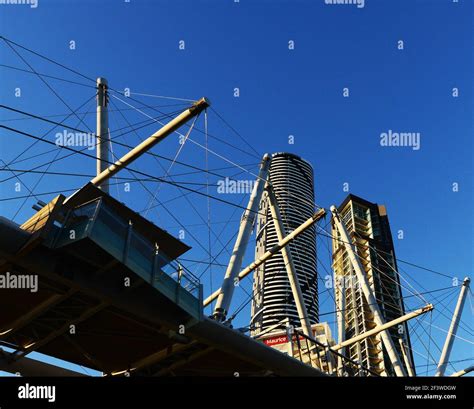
[0,216,324,377]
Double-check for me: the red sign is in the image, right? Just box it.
[263,334,305,346]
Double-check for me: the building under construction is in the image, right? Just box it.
[331,195,415,376]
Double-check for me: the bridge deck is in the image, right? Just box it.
[0,186,324,377]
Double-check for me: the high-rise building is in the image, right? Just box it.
[251,153,318,335]
[331,194,414,376]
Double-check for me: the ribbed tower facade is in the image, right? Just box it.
[251,153,318,335]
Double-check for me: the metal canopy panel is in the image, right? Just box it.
[64,183,190,260]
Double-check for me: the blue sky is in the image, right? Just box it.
[0,0,472,376]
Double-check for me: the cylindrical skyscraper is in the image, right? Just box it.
[251,152,318,335]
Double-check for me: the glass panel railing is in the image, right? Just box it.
[92,204,128,261]
[127,230,154,280]
[164,261,201,299]
[56,199,202,311]
[54,200,100,246]
[100,202,201,302]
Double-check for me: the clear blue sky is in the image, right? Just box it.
[0,0,472,376]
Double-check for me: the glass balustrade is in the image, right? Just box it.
[52,198,202,317]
